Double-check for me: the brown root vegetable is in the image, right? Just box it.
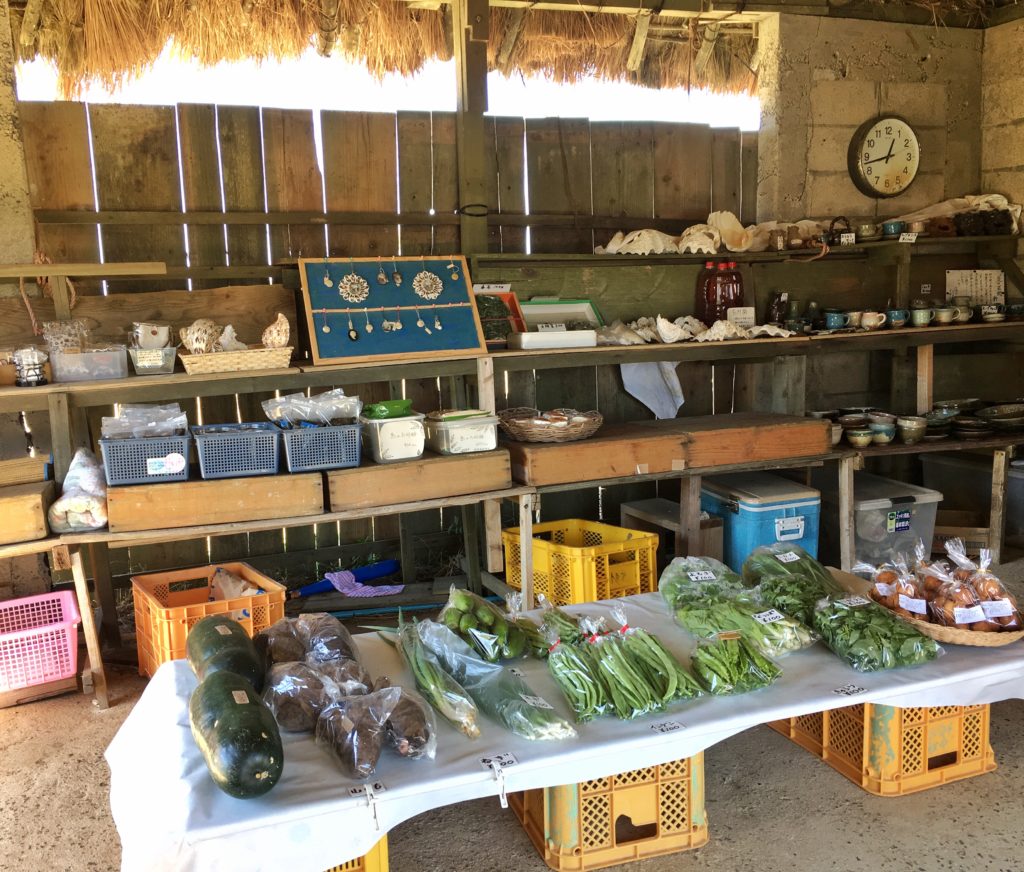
[373,676,436,760]
[254,620,306,666]
[262,662,327,732]
[315,687,400,780]
[297,613,359,663]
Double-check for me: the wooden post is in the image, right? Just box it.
[461,504,482,593]
[837,454,856,571]
[58,545,109,709]
[678,476,703,557]
[518,492,535,608]
[86,542,121,647]
[989,448,1010,566]
[476,355,505,571]
[916,344,933,415]
[894,245,911,308]
[47,391,75,481]
[398,515,418,586]
[452,0,491,255]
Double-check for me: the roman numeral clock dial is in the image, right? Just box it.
[847,115,921,199]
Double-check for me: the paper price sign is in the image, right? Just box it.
[520,694,554,710]
[479,753,519,771]
[833,684,867,697]
[650,721,685,734]
[687,570,716,582]
[753,609,785,625]
[899,232,918,243]
[840,233,856,246]
[775,552,800,563]
[838,596,870,607]
[349,782,386,796]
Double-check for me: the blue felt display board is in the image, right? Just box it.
[298,256,487,365]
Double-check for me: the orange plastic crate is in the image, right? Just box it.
[769,703,996,796]
[131,562,286,678]
[324,836,388,872]
[502,519,658,605]
[509,754,707,871]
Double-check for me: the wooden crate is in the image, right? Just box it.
[0,456,50,488]
[107,473,324,533]
[505,414,830,486]
[0,481,55,545]
[932,509,990,556]
[326,450,511,511]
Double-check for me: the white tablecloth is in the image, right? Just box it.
[106,593,1024,872]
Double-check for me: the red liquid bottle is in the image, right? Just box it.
[694,260,719,325]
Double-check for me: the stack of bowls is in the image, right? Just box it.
[830,422,843,446]
[896,416,927,444]
[867,411,896,444]
[951,415,993,440]
[934,398,984,416]
[976,403,1024,431]
[924,410,954,441]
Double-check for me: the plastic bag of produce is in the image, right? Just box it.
[813,594,942,672]
[608,606,702,705]
[857,559,929,620]
[316,658,372,697]
[659,556,743,610]
[372,676,436,760]
[438,586,526,661]
[580,618,661,720]
[538,594,583,644]
[316,686,401,779]
[505,593,549,659]
[927,560,990,630]
[296,613,360,664]
[690,632,782,695]
[741,543,843,596]
[262,662,330,733]
[417,620,576,741]
[397,619,480,738]
[946,540,1022,631]
[543,625,610,723]
[255,619,307,667]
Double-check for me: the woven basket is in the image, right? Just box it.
[832,568,1024,648]
[178,346,292,375]
[498,408,603,443]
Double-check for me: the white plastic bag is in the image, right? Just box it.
[48,448,107,532]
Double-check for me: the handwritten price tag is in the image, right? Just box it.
[840,232,857,246]
[479,753,519,771]
[348,782,387,796]
[833,684,867,697]
[650,721,685,734]
[899,232,918,244]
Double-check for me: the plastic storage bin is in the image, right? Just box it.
[359,413,425,464]
[99,434,191,486]
[769,703,995,796]
[509,753,707,871]
[503,519,659,605]
[0,591,81,693]
[700,472,821,569]
[50,346,129,382]
[813,470,943,567]
[424,415,499,455]
[191,423,280,479]
[281,424,361,472]
[921,452,1024,547]
[129,346,177,375]
[131,562,286,677]
[324,837,388,872]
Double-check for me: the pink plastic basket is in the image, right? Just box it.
[0,591,81,693]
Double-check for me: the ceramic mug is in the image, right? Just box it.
[953,299,973,322]
[846,310,863,328]
[824,310,850,330]
[882,220,905,237]
[887,308,909,328]
[911,308,935,327]
[861,311,887,330]
[933,306,963,325]
[856,222,879,240]
[953,295,972,309]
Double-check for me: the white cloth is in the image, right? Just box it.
[620,362,685,420]
[106,592,1024,872]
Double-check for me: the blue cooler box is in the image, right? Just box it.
[700,472,821,570]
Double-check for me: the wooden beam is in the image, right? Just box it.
[678,476,703,557]
[0,261,166,278]
[916,344,933,415]
[837,455,856,572]
[626,11,652,72]
[495,7,527,68]
[63,546,109,709]
[989,448,1010,566]
[18,0,43,48]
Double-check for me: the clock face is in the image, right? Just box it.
[847,115,921,199]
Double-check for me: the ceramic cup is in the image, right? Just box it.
[934,306,963,325]
[911,308,935,327]
[823,310,850,330]
[887,308,910,329]
[856,222,880,240]
[846,428,873,448]
[953,298,973,323]
[861,312,887,330]
[953,295,972,309]
[846,310,863,328]
[908,220,927,235]
[882,220,905,237]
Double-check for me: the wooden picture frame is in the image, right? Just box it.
[298,255,488,366]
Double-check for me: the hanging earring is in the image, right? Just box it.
[376,257,388,285]
[414,307,425,329]
[319,310,331,334]
[347,311,359,342]
[434,313,443,331]
[447,259,459,282]
[391,258,402,286]
[363,308,374,334]
[394,308,403,331]
[322,258,334,288]
[413,259,443,300]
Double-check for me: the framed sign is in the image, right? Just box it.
[298,255,488,366]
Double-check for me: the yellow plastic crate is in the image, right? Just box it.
[769,703,996,796]
[509,754,707,871]
[325,836,388,872]
[131,562,286,678]
[502,519,659,605]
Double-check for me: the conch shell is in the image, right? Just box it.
[261,313,290,349]
[179,319,221,355]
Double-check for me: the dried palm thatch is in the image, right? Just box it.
[9,0,1003,97]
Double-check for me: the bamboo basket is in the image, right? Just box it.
[498,408,602,443]
[831,568,1024,648]
[178,346,293,375]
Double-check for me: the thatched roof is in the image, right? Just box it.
[8,0,998,98]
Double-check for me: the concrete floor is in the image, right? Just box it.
[4,563,1024,872]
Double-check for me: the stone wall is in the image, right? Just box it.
[758,14,983,222]
[982,20,1024,205]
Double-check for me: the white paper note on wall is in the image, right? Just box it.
[945,270,1005,304]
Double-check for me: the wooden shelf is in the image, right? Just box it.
[854,434,1024,459]
[0,536,59,560]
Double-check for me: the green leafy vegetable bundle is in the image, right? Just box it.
[690,633,782,695]
[660,556,743,610]
[742,544,844,623]
[812,595,942,672]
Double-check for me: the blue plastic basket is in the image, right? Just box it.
[191,423,280,480]
[98,434,191,486]
[280,424,361,472]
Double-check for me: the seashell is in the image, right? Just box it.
[216,324,248,352]
[748,324,796,339]
[677,224,721,255]
[180,319,222,355]
[261,312,290,349]
[674,315,708,336]
[694,320,750,343]
[612,229,679,256]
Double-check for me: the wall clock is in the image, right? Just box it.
[847,115,920,198]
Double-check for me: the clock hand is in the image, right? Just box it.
[883,138,895,163]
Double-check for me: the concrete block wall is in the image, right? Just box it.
[758,15,982,222]
[982,20,1024,205]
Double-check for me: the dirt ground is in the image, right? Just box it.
[4,565,1024,872]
